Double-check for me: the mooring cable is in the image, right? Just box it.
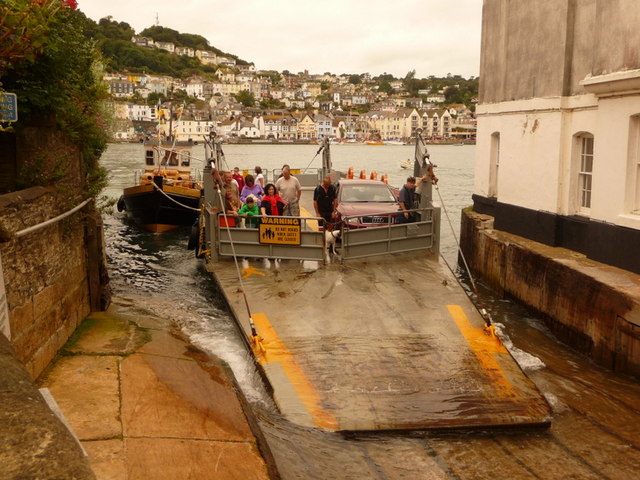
[150,182,200,211]
[434,184,496,334]
[302,142,325,173]
[212,184,264,350]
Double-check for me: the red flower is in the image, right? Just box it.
[62,0,78,9]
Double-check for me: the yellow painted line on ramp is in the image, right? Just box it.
[241,266,270,279]
[447,305,517,399]
[299,206,320,232]
[251,312,339,430]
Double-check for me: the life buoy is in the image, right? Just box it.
[370,171,378,180]
[347,167,354,179]
[381,174,388,184]
[359,169,366,179]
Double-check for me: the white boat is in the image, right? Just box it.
[400,159,413,169]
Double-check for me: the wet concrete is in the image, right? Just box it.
[204,188,552,432]
[37,297,274,480]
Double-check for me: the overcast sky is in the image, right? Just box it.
[77,0,482,79]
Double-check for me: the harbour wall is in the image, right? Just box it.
[0,186,109,379]
[460,208,640,378]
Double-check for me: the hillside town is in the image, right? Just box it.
[105,34,477,143]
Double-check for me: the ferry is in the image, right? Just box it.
[195,134,552,432]
[117,140,202,232]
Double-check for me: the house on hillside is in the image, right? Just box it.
[297,114,317,139]
[155,41,175,54]
[109,79,134,98]
[195,50,218,66]
[175,46,195,57]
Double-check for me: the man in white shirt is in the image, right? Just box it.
[275,165,302,216]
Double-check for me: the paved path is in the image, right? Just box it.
[38,296,274,480]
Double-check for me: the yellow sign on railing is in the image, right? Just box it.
[259,217,301,245]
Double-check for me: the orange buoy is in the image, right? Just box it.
[347,167,354,179]
[381,174,388,183]
[359,169,366,179]
[370,171,378,180]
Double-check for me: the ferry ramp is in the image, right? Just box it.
[201,155,551,432]
[206,236,551,432]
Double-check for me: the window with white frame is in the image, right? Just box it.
[488,132,500,198]
[629,115,640,214]
[578,135,594,212]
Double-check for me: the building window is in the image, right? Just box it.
[488,132,500,197]
[578,135,594,211]
[628,115,640,214]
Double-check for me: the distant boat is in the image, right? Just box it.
[385,140,404,146]
[400,159,412,169]
[366,140,384,145]
[118,140,201,232]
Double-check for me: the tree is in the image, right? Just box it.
[235,90,255,107]
[378,80,393,94]
[1,2,109,193]
[259,98,285,109]
[0,0,64,76]
[348,74,361,85]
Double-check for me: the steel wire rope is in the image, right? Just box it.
[302,142,325,173]
[433,184,496,331]
[150,182,200,211]
[212,183,263,349]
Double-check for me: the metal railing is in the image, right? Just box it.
[214,213,325,261]
[205,207,439,263]
[340,207,440,260]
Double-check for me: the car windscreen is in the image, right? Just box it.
[339,184,396,202]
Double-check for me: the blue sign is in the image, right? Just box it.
[0,93,18,122]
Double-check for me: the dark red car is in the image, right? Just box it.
[335,179,401,228]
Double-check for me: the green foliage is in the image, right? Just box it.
[348,74,362,85]
[378,80,393,94]
[140,25,211,51]
[234,90,255,107]
[15,146,69,189]
[259,98,286,109]
[0,0,62,74]
[1,6,110,196]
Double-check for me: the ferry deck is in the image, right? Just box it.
[198,140,552,432]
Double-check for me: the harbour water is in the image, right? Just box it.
[101,143,640,479]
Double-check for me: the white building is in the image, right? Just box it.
[127,104,157,122]
[473,0,640,274]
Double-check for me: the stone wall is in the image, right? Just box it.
[0,187,107,378]
[460,208,640,378]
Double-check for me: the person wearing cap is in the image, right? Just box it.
[237,195,260,228]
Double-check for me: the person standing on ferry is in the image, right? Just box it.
[240,174,264,203]
[232,167,245,192]
[254,166,265,188]
[275,165,301,216]
[313,175,337,228]
[260,183,286,216]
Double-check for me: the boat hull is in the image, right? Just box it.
[121,183,200,232]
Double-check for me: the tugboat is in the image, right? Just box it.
[117,139,202,232]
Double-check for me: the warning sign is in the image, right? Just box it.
[259,217,301,245]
